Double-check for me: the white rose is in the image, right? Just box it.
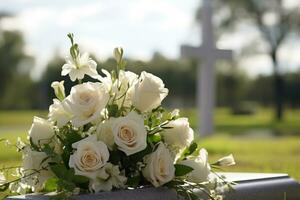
[89,163,127,192]
[96,119,115,150]
[48,99,73,128]
[21,147,53,192]
[114,70,138,108]
[51,81,65,100]
[142,142,175,187]
[28,117,55,146]
[132,71,168,112]
[161,118,194,148]
[179,148,211,183]
[61,52,99,81]
[65,82,109,127]
[69,135,109,179]
[112,111,147,155]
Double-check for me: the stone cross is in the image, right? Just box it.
[181,0,233,136]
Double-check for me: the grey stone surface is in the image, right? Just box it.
[6,187,178,200]
[222,173,300,200]
[6,173,300,200]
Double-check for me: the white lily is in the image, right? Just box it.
[61,52,98,81]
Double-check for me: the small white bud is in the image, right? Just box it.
[215,154,235,166]
[51,81,65,101]
[113,47,123,63]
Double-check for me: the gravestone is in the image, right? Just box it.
[181,0,232,136]
[7,173,300,200]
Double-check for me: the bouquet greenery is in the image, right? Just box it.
[0,34,235,200]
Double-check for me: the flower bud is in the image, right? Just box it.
[215,154,236,166]
[113,47,123,63]
[51,81,65,100]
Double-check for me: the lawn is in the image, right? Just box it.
[182,108,300,135]
[0,108,300,198]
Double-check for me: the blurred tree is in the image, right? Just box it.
[285,70,300,107]
[1,74,38,109]
[0,13,35,109]
[40,55,70,108]
[197,0,300,120]
[216,63,250,108]
[247,75,273,106]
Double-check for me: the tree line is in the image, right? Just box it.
[0,30,299,111]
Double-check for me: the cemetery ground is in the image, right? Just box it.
[0,108,300,198]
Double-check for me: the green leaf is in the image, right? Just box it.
[128,145,152,164]
[65,130,82,145]
[109,150,122,165]
[107,104,119,117]
[57,179,76,192]
[42,144,54,155]
[72,175,89,184]
[43,178,58,192]
[174,164,194,177]
[147,134,161,143]
[185,142,198,156]
[49,163,69,180]
[0,183,9,192]
[126,174,140,188]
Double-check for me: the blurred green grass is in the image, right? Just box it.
[182,108,300,135]
[0,109,300,198]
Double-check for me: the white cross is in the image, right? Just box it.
[181,0,232,136]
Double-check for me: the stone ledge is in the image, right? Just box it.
[6,173,300,200]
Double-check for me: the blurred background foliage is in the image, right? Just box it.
[1,27,300,111]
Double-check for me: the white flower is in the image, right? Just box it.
[61,53,99,81]
[161,118,194,148]
[179,148,211,183]
[48,99,72,128]
[9,182,28,195]
[112,111,147,155]
[98,69,138,108]
[89,163,127,192]
[69,135,109,179]
[21,147,53,192]
[97,69,113,91]
[65,82,109,127]
[51,81,65,100]
[132,71,168,112]
[28,117,55,146]
[0,172,6,185]
[170,109,180,118]
[142,142,175,187]
[215,154,236,166]
[114,70,138,108]
[96,119,115,150]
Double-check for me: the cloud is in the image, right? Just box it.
[3,0,298,79]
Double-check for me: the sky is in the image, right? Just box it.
[0,0,300,80]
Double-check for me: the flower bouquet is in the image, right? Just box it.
[1,34,235,200]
